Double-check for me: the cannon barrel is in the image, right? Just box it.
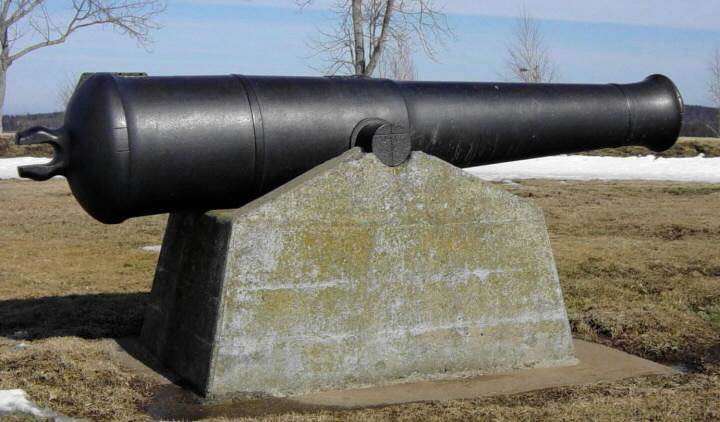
[16,73,683,223]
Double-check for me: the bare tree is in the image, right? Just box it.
[377,32,416,80]
[709,47,720,137]
[299,0,451,78]
[0,0,166,131]
[58,72,79,108]
[505,9,557,83]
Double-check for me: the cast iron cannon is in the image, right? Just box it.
[16,73,683,223]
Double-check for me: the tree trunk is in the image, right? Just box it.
[0,63,6,133]
[364,0,394,77]
[351,0,365,75]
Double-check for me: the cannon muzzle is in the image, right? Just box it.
[16,73,683,223]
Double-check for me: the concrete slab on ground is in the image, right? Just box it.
[292,339,677,408]
[113,338,676,420]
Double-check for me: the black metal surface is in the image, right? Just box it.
[16,73,684,223]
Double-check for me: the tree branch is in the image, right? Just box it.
[6,0,43,27]
[302,0,451,78]
[1,0,13,23]
[364,0,393,76]
[505,9,557,83]
[8,0,165,63]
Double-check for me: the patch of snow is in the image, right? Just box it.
[466,155,720,183]
[0,389,55,418]
[141,245,162,253]
[4,155,720,183]
[0,157,63,180]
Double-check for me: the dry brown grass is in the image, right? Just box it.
[0,180,164,301]
[580,137,720,158]
[507,181,720,369]
[0,337,158,421]
[0,178,719,420]
[0,133,53,158]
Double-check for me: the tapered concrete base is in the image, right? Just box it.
[141,149,576,398]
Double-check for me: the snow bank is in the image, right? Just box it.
[466,155,720,183]
[2,155,720,183]
[0,389,55,418]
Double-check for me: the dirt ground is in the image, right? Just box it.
[0,178,719,421]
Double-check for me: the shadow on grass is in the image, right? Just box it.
[0,293,352,420]
[0,293,148,340]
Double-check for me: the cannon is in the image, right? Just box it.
[16,73,683,223]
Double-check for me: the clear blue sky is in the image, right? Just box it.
[6,0,720,114]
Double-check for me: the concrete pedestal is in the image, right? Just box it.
[141,149,576,398]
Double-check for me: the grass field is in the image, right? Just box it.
[1,177,719,420]
[580,136,720,158]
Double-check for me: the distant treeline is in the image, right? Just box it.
[681,105,719,137]
[3,105,719,137]
[3,112,64,133]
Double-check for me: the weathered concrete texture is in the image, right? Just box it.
[142,148,575,397]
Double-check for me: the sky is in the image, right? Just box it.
[4,0,720,114]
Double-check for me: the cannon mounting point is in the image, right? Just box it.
[351,119,411,167]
